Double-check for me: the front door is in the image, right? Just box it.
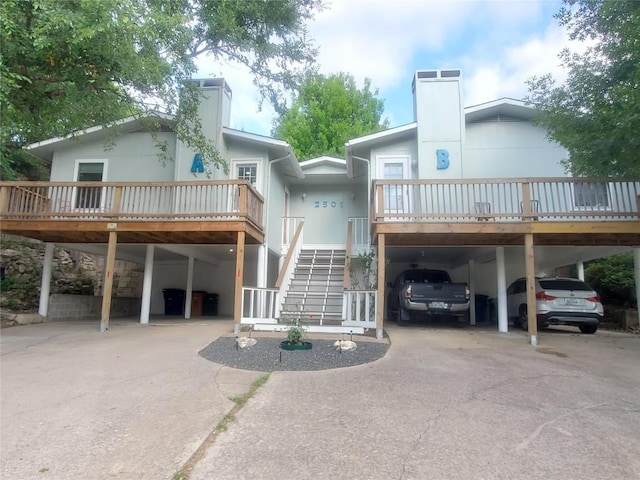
[378,155,411,216]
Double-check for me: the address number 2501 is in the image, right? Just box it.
[314,200,343,208]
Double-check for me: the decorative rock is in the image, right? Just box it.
[236,337,257,349]
[334,340,357,352]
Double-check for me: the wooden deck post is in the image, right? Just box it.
[376,233,386,340]
[524,233,538,346]
[634,248,640,327]
[100,230,118,332]
[0,185,8,214]
[376,183,384,222]
[233,231,246,334]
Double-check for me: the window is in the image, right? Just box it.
[574,182,609,208]
[237,163,257,187]
[74,161,105,210]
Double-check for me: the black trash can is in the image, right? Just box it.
[474,294,489,323]
[163,288,186,315]
[203,293,219,316]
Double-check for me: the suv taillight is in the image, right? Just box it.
[404,285,412,299]
[536,291,556,301]
[587,294,600,303]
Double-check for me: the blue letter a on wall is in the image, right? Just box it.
[191,154,204,173]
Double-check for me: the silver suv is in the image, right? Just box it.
[506,277,603,334]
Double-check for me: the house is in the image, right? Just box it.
[1,71,638,345]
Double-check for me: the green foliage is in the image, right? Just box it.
[526,0,640,178]
[285,318,307,345]
[0,0,322,178]
[348,250,377,289]
[0,146,49,180]
[272,72,389,160]
[585,252,636,307]
[230,373,270,406]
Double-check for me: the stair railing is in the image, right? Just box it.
[275,219,304,319]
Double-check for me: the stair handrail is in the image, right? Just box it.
[275,220,304,320]
[344,219,353,289]
[276,219,304,288]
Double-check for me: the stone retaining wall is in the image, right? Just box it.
[48,294,141,320]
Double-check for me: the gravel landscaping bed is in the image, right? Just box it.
[198,336,390,371]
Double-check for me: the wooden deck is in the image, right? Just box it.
[0,181,265,244]
[371,178,640,246]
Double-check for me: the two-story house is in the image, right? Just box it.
[1,71,638,345]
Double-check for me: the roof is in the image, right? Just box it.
[222,127,303,178]
[345,123,417,151]
[25,113,176,161]
[464,98,537,123]
[299,156,346,169]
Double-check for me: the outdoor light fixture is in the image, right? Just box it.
[301,193,307,201]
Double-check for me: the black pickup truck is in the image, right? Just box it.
[386,269,470,326]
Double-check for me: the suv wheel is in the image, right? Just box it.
[518,305,529,331]
[579,325,598,334]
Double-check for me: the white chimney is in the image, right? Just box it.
[412,70,464,178]
[174,78,232,180]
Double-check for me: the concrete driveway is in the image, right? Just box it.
[0,319,262,480]
[2,320,640,480]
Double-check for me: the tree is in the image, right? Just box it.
[585,252,636,307]
[272,72,388,160]
[0,0,322,179]
[526,0,640,178]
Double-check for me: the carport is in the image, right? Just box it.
[374,225,640,346]
[384,244,636,333]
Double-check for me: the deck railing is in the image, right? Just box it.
[0,180,264,227]
[241,287,279,324]
[342,290,377,329]
[373,178,640,222]
[348,217,370,254]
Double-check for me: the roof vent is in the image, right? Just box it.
[417,70,438,79]
[440,70,460,78]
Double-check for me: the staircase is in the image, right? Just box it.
[281,249,346,325]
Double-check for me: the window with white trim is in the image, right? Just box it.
[237,163,257,187]
[75,161,106,209]
[232,159,262,193]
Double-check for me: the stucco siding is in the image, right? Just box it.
[288,182,368,245]
[463,120,568,179]
[266,166,286,253]
[49,133,176,182]
[370,139,418,180]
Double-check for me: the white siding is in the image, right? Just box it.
[49,132,176,182]
[463,120,568,178]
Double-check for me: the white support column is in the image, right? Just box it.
[577,261,585,281]
[185,256,194,319]
[634,248,640,326]
[140,245,154,325]
[38,243,55,317]
[257,244,267,288]
[468,259,476,326]
[496,247,508,333]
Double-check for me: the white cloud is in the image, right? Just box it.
[463,24,571,107]
[194,0,573,135]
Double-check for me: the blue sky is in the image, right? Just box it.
[198,0,570,136]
